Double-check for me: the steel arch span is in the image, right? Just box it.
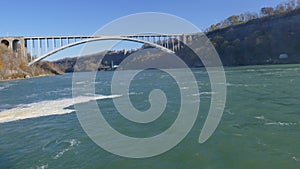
[28,36,175,66]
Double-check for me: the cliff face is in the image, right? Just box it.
[207,9,300,66]
[53,50,135,72]
[0,46,63,80]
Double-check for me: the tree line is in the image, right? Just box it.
[206,0,300,32]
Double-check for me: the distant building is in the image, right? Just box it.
[279,53,288,59]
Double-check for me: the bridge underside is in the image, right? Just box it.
[26,34,195,66]
[27,36,180,66]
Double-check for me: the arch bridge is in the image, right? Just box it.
[0,34,195,66]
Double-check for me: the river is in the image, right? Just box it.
[0,64,300,169]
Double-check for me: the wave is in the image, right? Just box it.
[264,121,298,126]
[53,139,80,160]
[225,109,235,115]
[254,115,299,126]
[226,83,268,87]
[180,86,189,90]
[191,92,217,96]
[226,67,300,73]
[254,115,265,120]
[292,156,300,162]
[36,164,48,169]
[0,104,14,112]
[0,95,121,124]
[0,83,15,91]
[128,92,144,95]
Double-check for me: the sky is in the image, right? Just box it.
[0,0,286,60]
[0,0,285,37]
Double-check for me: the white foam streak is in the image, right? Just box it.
[53,139,80,160]
[0,95,121,123]
[191,92,216,96]
[265,121,298,126]
[254,115,265,120]
[0,83,14,91]
[292,156,300,162]
[36,164,48,169]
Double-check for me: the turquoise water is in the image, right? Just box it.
[0,64,300,169]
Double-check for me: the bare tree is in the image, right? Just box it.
[285,0,296,11]
[275,3,285,14]
[244,12,258,21]
[297,0,300,8]
[261,7,274,16]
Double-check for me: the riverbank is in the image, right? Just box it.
[0,73,58,82]
[0,65,63,81]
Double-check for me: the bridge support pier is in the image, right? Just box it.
[0,37,27,61]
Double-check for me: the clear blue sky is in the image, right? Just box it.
[0,0,285,37]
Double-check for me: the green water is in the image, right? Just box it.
[0,64,300,169]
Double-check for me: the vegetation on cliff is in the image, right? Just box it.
[206,0,300,32]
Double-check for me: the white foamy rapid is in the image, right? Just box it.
[0,95,121,124]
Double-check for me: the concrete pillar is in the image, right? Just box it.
[20,38,27,60]
[52,38,55,49]
[158,36,161,45]
[30,39,33,61]
[176,36,180,50]
[38,38,41,57]
[172,37,175,51]
[59,38,62,47]
[166,37,169,49]
[8,39,13,51]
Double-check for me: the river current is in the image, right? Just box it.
[0,64,300,169]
